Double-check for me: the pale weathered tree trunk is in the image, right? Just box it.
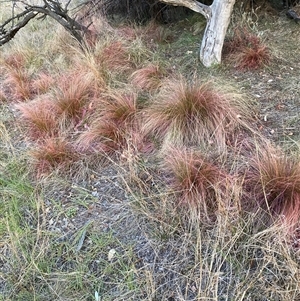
[159,0,236,67]
[200,0,236,67]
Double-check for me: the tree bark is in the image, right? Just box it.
[159,0,236,67]
[200,0,236,67]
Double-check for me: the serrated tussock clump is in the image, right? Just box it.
[143,77,250,151]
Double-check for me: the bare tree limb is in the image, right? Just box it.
[0,0,91,47]
[159,0,211,19]
[0,11,38,46]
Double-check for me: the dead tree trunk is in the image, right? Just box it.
[200,0,236,67]
[159,0,236,67]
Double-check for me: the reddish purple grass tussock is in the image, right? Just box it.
[77,92,139,153]
[15,98,60,140]
[143,78,244,149]
[53,71,93,121]
[4,69,32,101]
[130,64,166,91]
[78,119,124,153]
[31,137,78,177]
[223,27,270,70]
[163,147,231,218]
[31,72,55,94]
[117,26,138,41]
[98,41,132,71]
[142,21,174,44]
[4,52,27,69]
[0,90,6,102]
[3,52,34,101]
[245,151,300,227]
[237,45,270,70]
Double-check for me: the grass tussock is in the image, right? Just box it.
[15,97,60,140]
[223,26,271,70]
[31,137,78,176]
[141,20,175,45]
[143,78,249,150]
[52,70,94,121]
[3,51,28,69]
[4,69,33,101]
[162,146,232,219]
[77,91,139,154]
[2,50,35,101]
[237,45,271,70]
[0,89,6,102]
[130,64,166,91]
[30,72,55,94]
[245,148,300,228]
[97,40,132,71]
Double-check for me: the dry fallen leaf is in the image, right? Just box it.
[108,249,116,261]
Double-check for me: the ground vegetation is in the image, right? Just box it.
[1,2,300,300]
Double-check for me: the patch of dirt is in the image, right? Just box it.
[223,16,300,149]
